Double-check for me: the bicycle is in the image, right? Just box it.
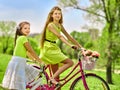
[26,48,110,90]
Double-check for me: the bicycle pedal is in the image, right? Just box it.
[48,80,53,86]
[55,86,60,90]
[55,83,61,90]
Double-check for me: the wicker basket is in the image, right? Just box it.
[82,56,97,70]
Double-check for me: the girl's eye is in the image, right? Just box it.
[54,13,57,15]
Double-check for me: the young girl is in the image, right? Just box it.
[2,21,43,90]
[40,6,82,85]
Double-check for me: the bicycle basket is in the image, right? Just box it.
[82,56,97,70]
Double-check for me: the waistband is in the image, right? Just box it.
[45,39,56,43]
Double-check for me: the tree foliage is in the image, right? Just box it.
[56,0,120,84]
[0,21,16,54]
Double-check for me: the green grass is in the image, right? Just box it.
[0,54,11,83]
[0,54,120,90]
[59,68,120,90]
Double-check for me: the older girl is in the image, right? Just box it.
[40,6,82,86]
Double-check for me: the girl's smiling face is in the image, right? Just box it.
[21,24,30,36]
[52,10,62,22]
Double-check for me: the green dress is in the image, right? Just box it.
[40,22,68,64]
[13,36,28,58]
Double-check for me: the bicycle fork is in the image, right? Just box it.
[79,60,89,90]
[81,71,89,90]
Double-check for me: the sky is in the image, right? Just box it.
[0,0,92,34]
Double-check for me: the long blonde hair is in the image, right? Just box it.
[40,6,63,48]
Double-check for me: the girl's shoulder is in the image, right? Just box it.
[18,35,26,39]
[17,35,27,41]
[48,22,61,29]
[47,22,55,30]
[48,22,54,27]
[17,35,28,43]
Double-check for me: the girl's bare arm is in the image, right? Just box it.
[61,25,82,48]
[24,42,42,63]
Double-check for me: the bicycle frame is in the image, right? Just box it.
[26,48,110,90]
[26,50,101,90]
[44,57,89,90]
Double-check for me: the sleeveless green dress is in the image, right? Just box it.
[40,22,68,64]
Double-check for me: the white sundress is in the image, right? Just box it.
[2,56,40,90]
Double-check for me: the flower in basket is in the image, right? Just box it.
[91,51,100,58]
[84,50,93,56]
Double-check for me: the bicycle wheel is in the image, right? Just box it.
[33,65,48,85]
[26,65,48,90]
[70,73,110,90]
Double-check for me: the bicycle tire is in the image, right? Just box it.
[33,65,48,85]
[70,73,110,90]
[33,66,56,90]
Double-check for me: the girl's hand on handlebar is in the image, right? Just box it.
[71,45,79,50]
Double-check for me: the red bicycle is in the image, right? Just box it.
[26,49,110,90]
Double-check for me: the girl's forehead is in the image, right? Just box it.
[23,24,30,27]
[53,10,61,13]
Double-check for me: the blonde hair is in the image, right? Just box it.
[40,6,63,48]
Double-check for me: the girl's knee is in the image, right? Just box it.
[71,60,74,67]
[69,60,74,67]
[62,59,74,67]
